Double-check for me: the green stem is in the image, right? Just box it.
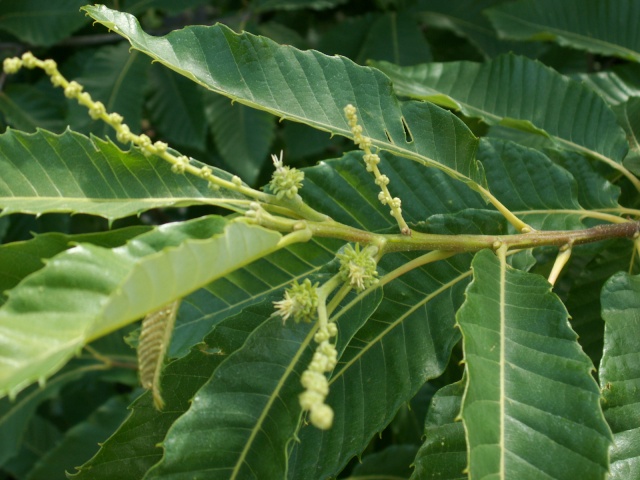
[475,184,533,232]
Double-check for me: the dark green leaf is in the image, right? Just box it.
[148,64,207,151]
[0,85,66,133]
[486,0,640,62]
[0,0,88,47]
[26,394,131,480]
[410,381,466,480]
[457,250,611,479]
[204,94,275,185]
[600,272,640,479]
[66,43,150,138]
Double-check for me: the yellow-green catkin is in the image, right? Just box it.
[344,104,410,236]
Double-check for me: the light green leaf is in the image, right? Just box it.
[81,5,485,189]
[26,394,130,480]
[0,226,151,305]
[147,64,207,151]
[0,129,247,221]
[486,0,640,63]
[371,55,633,183]
[457,249,611,479]
[600,272,640,479]
[204,94,275,185]
[410,381,466,480]
[66,43,150,138]
[0,216,282,399]
[0,0,88,47]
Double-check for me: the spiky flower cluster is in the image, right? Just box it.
[337,243,379,291]
[299,321,338,430]
[273,278,319,324]
[268,151,304,200]
[344,104,410,235]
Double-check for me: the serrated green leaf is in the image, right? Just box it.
[372,55,632,178]
[145,288,382,479]
[0,129,247,221]
[26,394,130,480]
[600,272,640,479]
[457,249,611,479]
[0,0,88,47]
[204,94,275,185]
[147,64,207,151]
[82,5,485,189]
[410,381,466,480]
[66,43,150,137]
[486,0,640,63]
[0,216,282,398]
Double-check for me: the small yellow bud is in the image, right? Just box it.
[3,57,22,74]
[21,52,37,69]
[309,404,334,430]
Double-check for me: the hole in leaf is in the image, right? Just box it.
[402,117,413,143]
[384,129,394,144]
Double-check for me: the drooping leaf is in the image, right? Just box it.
[600,272,640,479]
[82,5,485,189]
[457,249,611,479]
[25,394,131,480]
[0,216,282,399]
[147,64,207,151]
[410,381,466,480]
[0,129,247,221]
[204,94,275,185]
[0,0,88,47]
[66,43,150,138]
[486,0,640,63]
[371,55,632,181]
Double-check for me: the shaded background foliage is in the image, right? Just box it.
[0,0,639,479]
